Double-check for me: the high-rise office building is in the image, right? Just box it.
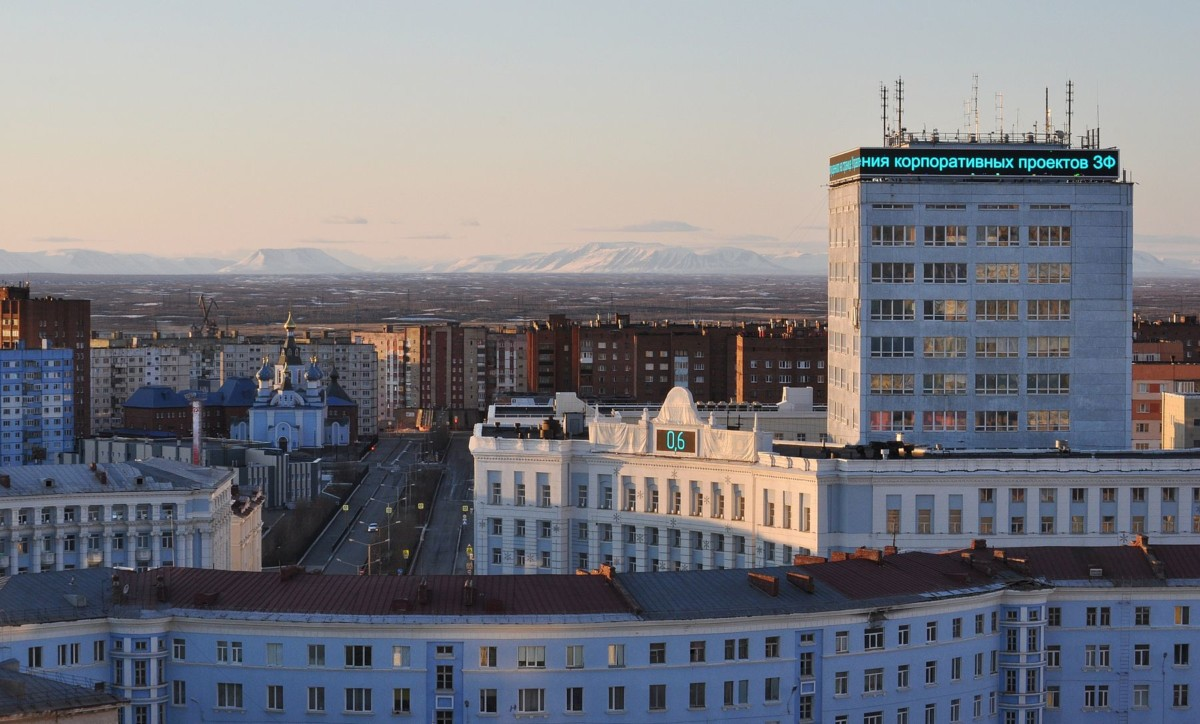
[826,127,1131,449]
[0,284,91,438]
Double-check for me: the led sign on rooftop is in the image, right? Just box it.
[655,428,697,455]
[829,147,1120,184]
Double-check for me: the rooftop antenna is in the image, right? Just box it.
[971,73,980,139]
[1065,79,1074,147]
[880,82,889,142]
[1044,87,1051,142]
[994,91,1004,141]
[894,77,904,137]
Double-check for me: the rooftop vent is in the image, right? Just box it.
[43,478,53,488]
[1088,567,1104,578]
[747,572,779,597]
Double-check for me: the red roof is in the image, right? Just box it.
[116,568,633,617]
[806,550,996,600]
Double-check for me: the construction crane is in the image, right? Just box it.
[194,295,219,338]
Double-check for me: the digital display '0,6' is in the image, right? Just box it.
[655,429,697,454]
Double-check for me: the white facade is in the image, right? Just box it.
[826,143,1132,449]
[472,387,1200,572]
[0,460,258,574]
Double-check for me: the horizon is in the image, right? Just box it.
[3,3,1197,263]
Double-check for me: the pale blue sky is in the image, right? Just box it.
[1,2,1195,263]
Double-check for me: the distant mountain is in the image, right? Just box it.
[0,248,229,275]
[440,241,828,275]
[1132,250,1200,277]
[217,248,362,274]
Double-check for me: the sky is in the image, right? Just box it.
[2,2,1198,265]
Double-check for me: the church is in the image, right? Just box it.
[231,312,356,451]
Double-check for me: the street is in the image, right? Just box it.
[409,432,474,576]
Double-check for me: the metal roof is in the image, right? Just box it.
[0,460,232,499]
[0,663,124,717]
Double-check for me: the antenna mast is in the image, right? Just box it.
[894,77,904,137]
[971,73,980,139]
[881,82,889,142]
[995,92,1004,141]
[1065,79,1074,146]
[1044,87,1051,142]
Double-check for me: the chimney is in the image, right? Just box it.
[0,474,10,489]
[786,572,816,593]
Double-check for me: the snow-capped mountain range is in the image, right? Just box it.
[0,241,1197,276]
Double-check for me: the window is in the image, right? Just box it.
[870,374,914,395]
[1136,606,1151,626]
[1084,685,1109,709]
[976,263,1019,283]
[436,664,454,691]
[267,685,284,712]
[1028,410,1070,431]
[897,664,910,689]
[1130,684,1149,710]
[765,676,781,703]
[93,640,105,662]
[977,225,1019,245]
[1028,225,1071,246]
[897,625,910,646]
[924,660,937,685]
[924,225,968,246]
[922,373,966,395]
[923,299,968,321]
[345,687,372,713]
[216,641,242,664]
[1028,262,1071,283]
[1176,643,1190,666]
[870,262,915,283]
[834,671,848,696]
[649,684,667,711]
[217,682,244,709]
[870,299,916,321]
[870,337,914,358]
[307,644,325,667]
[344,644,372,668]
[549,686,576,713]
[690,641,706,663]
[385,687,410,714]
[266,642,283,667]
[1174,684,1189,708]
[1087,607,1112,626]
[864,628,884,650]
[1134,644,1150,667]
[1028,373,1069,394]
[479,646,496,667]
[864,668,884,693]
[1027,299,1071,320]
[172,639,186,661]
[923,262,967,283]
[975,410,1018,432]
[976,336,1019,358]
[477,689,496,714]
[976,299,1019,321]
[835,631,849,653]
[765,636,780,658]
[1084,644,1111,668]
[565,644,584,669]
[1178,606,1192,625]
[870,410,915,432]
[926,621,938,643]
[518,645,545,668]
[688,682,706,709]
[608,686,626,712]
[976,373,1019,395]
[172,680,187,707]
[923,336,967,358]
[608,643,625,668]
[872,225,916,245]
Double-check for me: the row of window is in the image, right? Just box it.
[869,373,1069,395]
[886,508,1199,536]
[195,679,785,715]
[869,224,1071,246]
[869,409,1068,433]
[867,333,1069,359]
[979,486,1200,505]
[869,262,1073,288]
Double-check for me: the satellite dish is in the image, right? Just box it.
[123,584,130,596]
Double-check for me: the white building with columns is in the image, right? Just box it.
[0,459,258,575]
[472,386,1200,573]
